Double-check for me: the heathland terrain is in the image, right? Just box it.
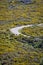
[0,0,43,65]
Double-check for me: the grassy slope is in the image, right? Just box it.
[21,26,43,37]
[0,0,43,65]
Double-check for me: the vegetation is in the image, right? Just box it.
[21,26,43,37]
[0,0,43,65]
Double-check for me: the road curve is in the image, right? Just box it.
[10,23,43,36]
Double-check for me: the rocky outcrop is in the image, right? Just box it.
[16,0,32,4]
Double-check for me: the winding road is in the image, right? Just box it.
[10,23,43,36]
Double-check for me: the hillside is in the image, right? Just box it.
[0,0,43,65]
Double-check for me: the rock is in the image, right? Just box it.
[17,0,32,4]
